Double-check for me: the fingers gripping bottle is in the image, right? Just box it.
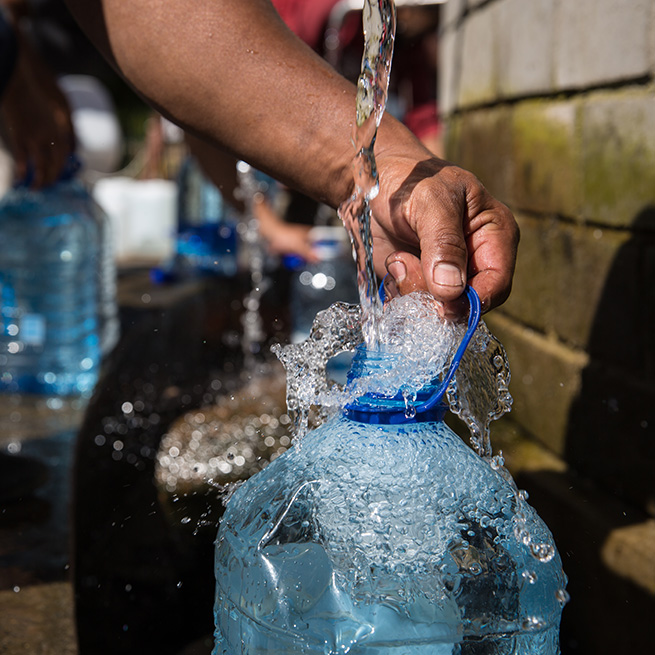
[213,289,567,655]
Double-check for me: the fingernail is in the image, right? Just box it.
[432,263,464,288]
[387,260,406,283]
[383,274,399,300]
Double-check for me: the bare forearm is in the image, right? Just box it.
[64,0,376,206]
[65,0,519,312]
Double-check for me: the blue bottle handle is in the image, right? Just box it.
[413,285,481,414]
[345,285,481,424]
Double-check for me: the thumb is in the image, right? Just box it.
[419,218,468,303]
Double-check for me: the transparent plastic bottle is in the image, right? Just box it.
[78,187,120,356]
[0,163,104,397]
[213,294,567,655]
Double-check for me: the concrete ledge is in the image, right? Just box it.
[601,519,655,595]
[0,582,77,654]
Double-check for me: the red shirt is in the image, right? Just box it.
[271,0,342,51]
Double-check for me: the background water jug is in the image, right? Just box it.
[213,294,567,655]
[0,162,109,398]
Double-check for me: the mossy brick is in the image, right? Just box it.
[582,91,655,228]
[442,114,461,162]
[444,107,514,204]
[484,312,587,456]
[457,2,498,108]
[496,0,555,99]
[503,214,638,363]
[555,0,651,90]
[511,99,582,217]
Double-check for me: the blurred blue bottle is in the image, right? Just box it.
[174,156,238,277]
[213,289,568,655]
[0,157,113,398]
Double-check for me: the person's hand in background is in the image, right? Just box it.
[0,5,75,187]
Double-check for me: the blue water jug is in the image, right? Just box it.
[0,160,105,397]
[213,289,567,654]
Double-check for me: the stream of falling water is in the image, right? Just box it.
[338,0,396,347]
[273,0,514,455]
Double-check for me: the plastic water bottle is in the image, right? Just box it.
[213,290,567,654]
[0,163,105,397]
[174,157,238,277]
[69,172,120,355]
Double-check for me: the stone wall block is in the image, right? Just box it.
[445,107,514,204]
[497,0,555,98]
[511,100,582,217]
[651,0,655,72]
[555,0,651,90]
[582,92,655,228]
[515,467,655,654]
[503,215,638,364]
[457,2,498,108]
[438,27,459,117]
[484,312,587,456]
[440,0,467,30]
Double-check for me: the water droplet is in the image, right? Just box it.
[522,569,537,584]
[530,542,555,563]
[468,562,482,576]
[556,588,570,605]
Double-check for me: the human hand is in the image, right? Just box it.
[253,197,319,263]
[371,137,519,316]
[0,29,75,187]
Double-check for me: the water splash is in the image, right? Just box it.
[235,161,270,368]
[338,0,396,347]
[271,302,363,440]
[448,322,513,458]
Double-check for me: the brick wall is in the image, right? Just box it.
[439,0,655,652]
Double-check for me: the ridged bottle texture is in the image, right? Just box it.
[0,175,105,397]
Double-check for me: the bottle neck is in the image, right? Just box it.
[342,346,447,425]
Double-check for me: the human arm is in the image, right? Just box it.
[0,0,75,187]
[64,0,518,312]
